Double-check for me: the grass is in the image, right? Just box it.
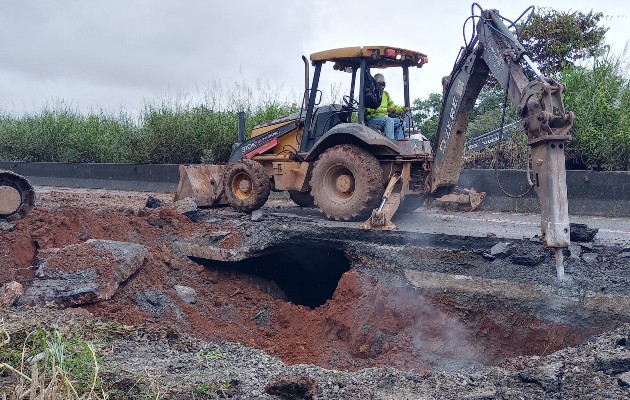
[0,85,298,165]
[0,309,238,400]
[0,327,104,399]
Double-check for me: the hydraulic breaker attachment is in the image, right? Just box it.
[529,137,571,248]
[0,169,35,220]
[173,164,228,207]
[360,174,401,231]
[434,187,486,211]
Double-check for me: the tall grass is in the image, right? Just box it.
[0,85,298,164]
[561,47,630,170]
[0,328,103,399]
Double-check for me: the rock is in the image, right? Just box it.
[145,195,164,208]
[582,252,599,265]
[579,242,594,250]
[619,371,630,388]
[173,197,198,214]
[251,210,264,222]
[265,375,316,400]
[519,361,564,392]
[490,242,513,258]
[568,244,582,260]
[595,352,630,374]
[461,389,498,400]
[570,223,598,242]
[183,210,201,222]
[617,252,630,260]
[134,289,189,324]
[0,221,16,232]
[174,284,197,304]
[0,281,24,308]
[17,240,147,307]
[509,245,547,266]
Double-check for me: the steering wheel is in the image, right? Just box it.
[342,95,359,110]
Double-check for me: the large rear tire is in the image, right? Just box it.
[223,160,270,212]
[288,190,315,208]
[311,144,385,221]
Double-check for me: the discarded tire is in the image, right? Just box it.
[0,170,35,219]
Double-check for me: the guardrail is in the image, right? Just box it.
[466,121,522,153]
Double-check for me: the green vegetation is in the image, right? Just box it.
[562,51,630,170]
[0,97,297,165]
[0,8,627,171]
[517,8,608,75]
[0,327,103,399]
[414,6,629,171]
[0,321,237,399]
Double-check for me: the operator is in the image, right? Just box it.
[366,73,410,140]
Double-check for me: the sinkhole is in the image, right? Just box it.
[192,244,351,309]
[184,239,630,372]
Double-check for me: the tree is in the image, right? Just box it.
[517,7,608,76]
[411,92,442,141]
[412,6,610,138]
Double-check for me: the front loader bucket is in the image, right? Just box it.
[174,164,227,207]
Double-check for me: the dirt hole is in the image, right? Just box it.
[192,245,351,308]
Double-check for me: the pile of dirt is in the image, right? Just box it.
[2,188,464,372]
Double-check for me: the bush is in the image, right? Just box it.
[562,51,630,170]
[0,92,296,164]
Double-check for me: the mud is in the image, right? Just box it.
[1,186,630,398]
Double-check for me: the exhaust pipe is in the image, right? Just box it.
[237,111,245,145]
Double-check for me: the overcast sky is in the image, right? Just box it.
[1,0,628,116]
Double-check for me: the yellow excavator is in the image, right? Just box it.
[0,170,35,220]
[175,5,573,260]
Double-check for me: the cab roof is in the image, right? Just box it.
[310,46,428,69]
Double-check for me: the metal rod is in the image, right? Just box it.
[358,58,367,124]
[237,112,245,145]
[523,55,544,78]
[555,248,565,280]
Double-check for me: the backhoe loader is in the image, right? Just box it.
[175,4,573,265]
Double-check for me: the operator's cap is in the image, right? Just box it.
[374,73,385,83]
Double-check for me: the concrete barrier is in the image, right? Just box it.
[1,162,628,217]
[0,162,180,193]
[460,169,630,217]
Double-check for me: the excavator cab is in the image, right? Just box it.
[300,46,430,152]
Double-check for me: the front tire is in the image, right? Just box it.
[310,144,385,221]
[223,159,270,212]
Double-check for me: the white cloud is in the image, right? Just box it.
[0,0,627,115]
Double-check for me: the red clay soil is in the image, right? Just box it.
[0,188,602,374]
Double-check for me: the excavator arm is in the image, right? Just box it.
[430,6,574,250]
